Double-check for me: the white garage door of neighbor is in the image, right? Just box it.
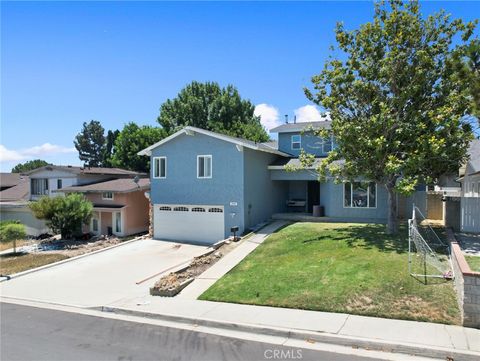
[154,204,225,244]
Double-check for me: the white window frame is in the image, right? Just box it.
[102,192,114,200]
[113,211,123,234]
[90,212,100,234]
[153,156,167,179]
[343,181,377,209]
[291,135,301,150]
[31,178,49,196]
[92,218,99,232]
[197,155,212,179]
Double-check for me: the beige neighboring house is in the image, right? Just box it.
[0,173,49,236]
[57,178,150,237]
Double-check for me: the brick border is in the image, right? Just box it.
[447,229,480,329]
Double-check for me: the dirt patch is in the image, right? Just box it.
[18,233,147,258]
[345,295,377,313]
[151,240,237,296]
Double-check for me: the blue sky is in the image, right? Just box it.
[1,1,479,171]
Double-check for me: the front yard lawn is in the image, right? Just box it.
[200,222,460,325]
[0,253,69,275]
[465,255,480,272]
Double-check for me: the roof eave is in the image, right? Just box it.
[58,185,150,194]
[137,126,291,157]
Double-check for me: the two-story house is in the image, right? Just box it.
[58,178,150,237]
[0,165,148,237]
[139,122,426,245]
[0,173,49,236]
[26,165,139,200]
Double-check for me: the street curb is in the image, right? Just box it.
[0,236,146,282]
[95,305,480,361]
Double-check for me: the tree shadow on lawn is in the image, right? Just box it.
[0,251,29,259]
[302,223,409,254]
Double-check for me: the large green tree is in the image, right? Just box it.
[158,81,269,142]
[11,159,50,173]
[111,123,166,173]
[452,39,480,122]
[302,0,475,233]
[74,120,106,167]
[30,194,93,239]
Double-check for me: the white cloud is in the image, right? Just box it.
[294,105,330,122]
[22,143,76,157]
[0,145,25,162]
[254,103,282,131]
[0,143,76,162]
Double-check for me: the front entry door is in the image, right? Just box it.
[307,181,320,213]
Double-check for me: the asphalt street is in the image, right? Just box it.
[0,302,398,361]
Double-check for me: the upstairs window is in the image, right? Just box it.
[102,192,114,200]
[344,182,376,208]
[57,179,63,189]
[197,155,212,178]
[291,135,301,150]
[153,157,166,179]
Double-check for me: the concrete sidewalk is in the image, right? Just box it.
[101,297,480,361]
[97,220,480,361]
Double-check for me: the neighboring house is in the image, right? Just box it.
[25,165,140,200]
[0,173,49,236]
[458,139,480,233]
[0,166,147,237]
[57,178,150,237]
[139,122,426,245]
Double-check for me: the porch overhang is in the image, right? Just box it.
[93,205,126,212]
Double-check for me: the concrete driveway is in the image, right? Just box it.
[0,239,208,307]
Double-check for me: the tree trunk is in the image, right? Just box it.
[13,239,16,254]
[386,182,398,234]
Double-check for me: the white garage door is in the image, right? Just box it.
[153,204,225,244]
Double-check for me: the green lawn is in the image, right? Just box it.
[200,222,460,325]
[465,255,480,272]
[0,253,69,275]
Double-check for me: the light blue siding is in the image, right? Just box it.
[320,181,388,220]
[278,131,334,157]
[243,149,288,230]
[150,132,245,238]
[270,169,318,181]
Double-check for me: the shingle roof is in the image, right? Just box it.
[0,176,29,202]
[25,165,143,176]
[138,126,290,157]
[268,157,325,169]
[261,141,278,150]
[269,121,332,133]
[0,173,23,188]
[268,157,344,170]
[58,178,150,193]
[467,139,480,175]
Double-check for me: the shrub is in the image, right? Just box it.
[0,222,26,253]
[30,194,93,239]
